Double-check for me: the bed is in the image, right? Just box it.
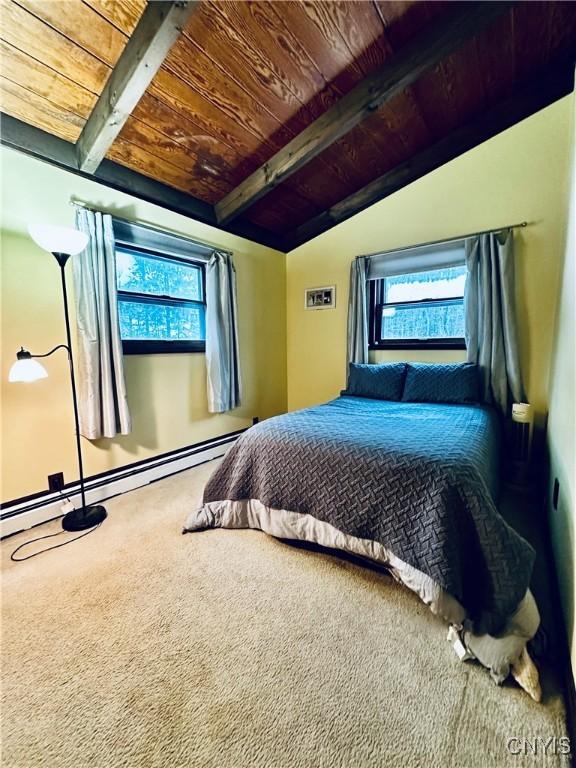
[184,391,541,699]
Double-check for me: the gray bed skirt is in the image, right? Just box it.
[184,498,541,701]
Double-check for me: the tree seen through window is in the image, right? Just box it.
[379,266,466,342]
[116,247,205,346]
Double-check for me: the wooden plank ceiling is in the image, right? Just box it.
[1,0,575,250]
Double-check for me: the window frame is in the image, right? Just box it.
[368,274,467,351]
[116,244,207,356]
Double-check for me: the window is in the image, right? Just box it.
[369,264,467,350]
[113,219,208,354]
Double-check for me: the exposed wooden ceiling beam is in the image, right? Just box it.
[0,114,286,251]
[284,62,576,251]
[76,1,197,174]
[215,1,513,226]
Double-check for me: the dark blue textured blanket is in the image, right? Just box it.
[203,397,535,633]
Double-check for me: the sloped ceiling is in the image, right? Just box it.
[1,0,575,250]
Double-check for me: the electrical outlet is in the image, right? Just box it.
[553,478,560,510]
[48,472,64,493]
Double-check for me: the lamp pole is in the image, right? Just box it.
[52,251,106,531]
[54,252,88,515]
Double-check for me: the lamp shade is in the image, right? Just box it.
[28,224,88,256]
[9,358,49,383]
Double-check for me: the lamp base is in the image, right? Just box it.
[62,505,107,531]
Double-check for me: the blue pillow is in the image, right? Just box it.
[342,363,406,401]
[402,363,479,404]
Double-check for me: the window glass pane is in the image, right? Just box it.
[118,300,205,341]
[384,265,466,303]
[116,248,202,301]
[381,300,465,340]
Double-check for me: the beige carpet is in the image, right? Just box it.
[1,460,570,768]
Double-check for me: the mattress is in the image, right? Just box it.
[183,397,540,695]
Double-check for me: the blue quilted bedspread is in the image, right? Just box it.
[203,397,535,633]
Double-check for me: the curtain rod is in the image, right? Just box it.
[360,221,529,261]
[69,199,230,256]
[70,199,92,209]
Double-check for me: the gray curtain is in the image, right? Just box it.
[464,229,525,415]
[206,250,241,413]
[347,256,369,366]
[73,208,131,439]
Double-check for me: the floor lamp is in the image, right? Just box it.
[8,224,107,532]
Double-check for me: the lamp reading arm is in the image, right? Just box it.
[17,344,70,360]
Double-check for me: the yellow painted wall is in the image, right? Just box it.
[286,97,573,423]
[0,147,287,502]
[548,85,576,674]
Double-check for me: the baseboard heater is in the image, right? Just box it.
[0,429,245,539]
